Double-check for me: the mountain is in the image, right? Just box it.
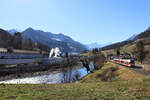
[146,27,150,31]
[101,40,133,51]
[135,29,150,40]
[86,43,102,50]
[0,29,12,39]
[126,34,137,41]
[86,42,112,50]
[22,28,87,53]
[102,26,150,51]
[0,29,12,47]
[8,29,21,35]
[102,27,150,64]
[101,34,138,51]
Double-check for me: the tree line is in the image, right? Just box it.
[90,41,146,64]
[0,29,50,52]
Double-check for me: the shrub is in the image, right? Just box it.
[136,41,146,63]
[96,67,119,82]
[93,53,106,70]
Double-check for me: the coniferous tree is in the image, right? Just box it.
[136,41,146,64]
[12,32,22,49]
[115,48,120,56]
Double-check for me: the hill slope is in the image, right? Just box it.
[102,27,150,64]
[102,27,150,51]
[21,28,87,52]
[0,62,149,100]
[0,29,12,48]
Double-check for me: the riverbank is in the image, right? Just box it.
[0,57,80,81]
[0,66,61,81]
[0,64,63,81]
[1,62,150,100]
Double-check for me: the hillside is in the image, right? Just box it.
[102,27,150,64]
[1,62,150,100]
[102,27,150,52]
[101,40,133,51]
[22,28,87,53]
[0,28,87,53]
[0,29,12,48]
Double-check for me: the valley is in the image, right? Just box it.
[1,0,150,99]
[1,26,150,100]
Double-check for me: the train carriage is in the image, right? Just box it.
[113,58,135,67]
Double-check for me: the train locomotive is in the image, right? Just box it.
[112,58,135,67]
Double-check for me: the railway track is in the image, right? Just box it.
[111,62,150,76]
[126,65,150,76]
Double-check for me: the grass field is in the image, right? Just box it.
[0,62,150,100]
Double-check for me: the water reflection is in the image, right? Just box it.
[61,67,87,83]
[0,62,94,84]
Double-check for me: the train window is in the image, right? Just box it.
[130,60,135,64]
[124,62,128,64]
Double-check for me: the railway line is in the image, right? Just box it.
[111,61,150,76]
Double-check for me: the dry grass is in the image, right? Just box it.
[1,62,150,100]
[102,49,116,56]
[80,62,146,83]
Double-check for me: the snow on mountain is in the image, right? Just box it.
[86,42,112,50]
[126,34,137,41]
[86,43,102,50]
[22,28,87,52]
[51,38,62,41]
[146,27,150,31]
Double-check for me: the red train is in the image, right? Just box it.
[112,58,135,67]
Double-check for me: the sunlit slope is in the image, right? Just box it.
[1,62,150,100]
[102,28,150,56]
[102,38,150,56]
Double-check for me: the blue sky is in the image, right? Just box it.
[0,0,150,44]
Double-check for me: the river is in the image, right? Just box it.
[0,62,94,84]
